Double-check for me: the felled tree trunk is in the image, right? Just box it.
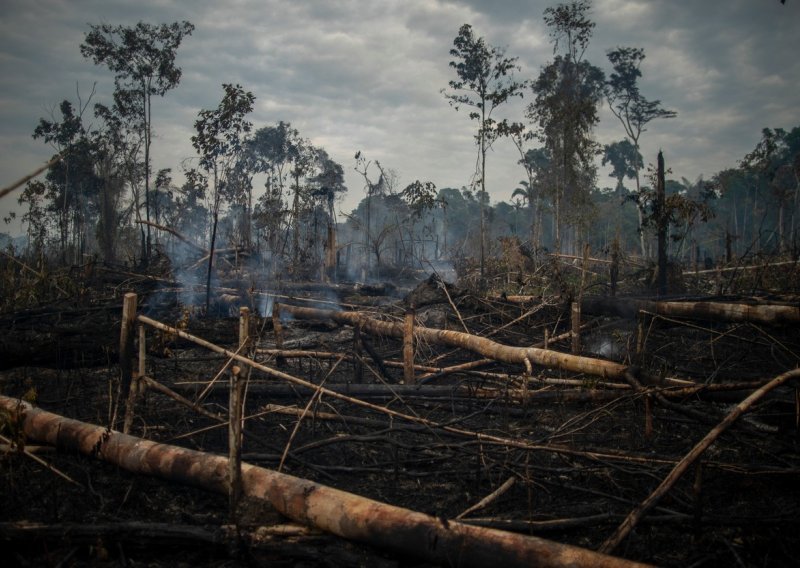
[277,304,630,381]
[0,396,646,568]
[580,297,799,325]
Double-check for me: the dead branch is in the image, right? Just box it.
[0,433,83,488]
[135,220,207,253]
[141,376,224,422]
[0,396,649,568]
[277,304,632,381]
[135,314,680,466]
[456,476,516,520]
[0,155,62,200]
[600,367,800,554]
[581,297,799,325]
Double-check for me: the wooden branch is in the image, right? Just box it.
[683,259,798,275]
[0,433,82,488]
[581,297,799,325]
[229,366,244,522]
[403,309,415,384]
[600,367,800,554]
[135,314,681,466]
[0,396,649,568]
[135,220,207,253]
[416,322,598,382]
[0,155,62,200]
[277,304,631,381]
[456,476,516,520]
[140,376,224,422]
[0,520,317,547]
[172,382,629,403]
[119,293,137,431]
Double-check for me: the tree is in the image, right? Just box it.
[33,96,103,263]
[443,23,526,277]
[172,167,209,249]
[606,46,676,257]
[191,83,255,312]
[528,0,605,254]
[287,135,316,265]
[511,146,552,250]
[741,127,800,253]
[90,103,134,263]
[81,20,195,260]
[308,148,347,279]
[354,152,394,277]
[249,122,296,263]
[602,140,641,198]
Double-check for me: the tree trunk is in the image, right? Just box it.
[581,297,800,325]
[656,151,667,296]
[277,304,631,381]
[143,82,152,261]
[0,396,646,568]
[206,165,220,314]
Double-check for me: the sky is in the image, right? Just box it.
[1,0,798,236]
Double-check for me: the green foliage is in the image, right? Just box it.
[606,47,676,138]
[192,84,255,174]
[81,20,194,260]
[602,139,642,194]
[80,21,195,100]
[528,1,605,251]
[444,23,526,275]
[401,180,437,217]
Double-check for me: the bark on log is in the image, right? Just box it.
[277,304,631,381]
[581,297,800,325]
[0,396,648,568]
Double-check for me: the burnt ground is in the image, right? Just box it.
[1,265,800,567]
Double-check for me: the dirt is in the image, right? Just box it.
[1,272,799,567]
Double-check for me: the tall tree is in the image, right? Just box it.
[192,83,255,312]
[606,46,676,257]
[741,127,800,253]
[602,140,641,197]
[249,122,296,263]
[287,135,316,266]
[308,148,347,279]
[511,146,552,250]
[353,152,393,278]
[443,23,526,277]
[33,96,103,263]
[528,0,605,253]
[81,21,194,260]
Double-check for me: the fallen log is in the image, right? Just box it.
[581,296,799,325]
[277,304,633,381]
[169,382,629,403]
[0,396,647,568]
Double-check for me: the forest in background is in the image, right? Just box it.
[1,1,798,297]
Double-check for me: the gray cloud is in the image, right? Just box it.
[1,0,798,234]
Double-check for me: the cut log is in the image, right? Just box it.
[0,396,648,568]
[277,304,631,381]
[581,297,799,325]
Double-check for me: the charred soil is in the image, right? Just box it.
[1,259,799,567]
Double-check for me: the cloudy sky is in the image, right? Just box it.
[1,0,797,235]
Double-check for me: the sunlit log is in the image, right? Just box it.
[0,396,648,568]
